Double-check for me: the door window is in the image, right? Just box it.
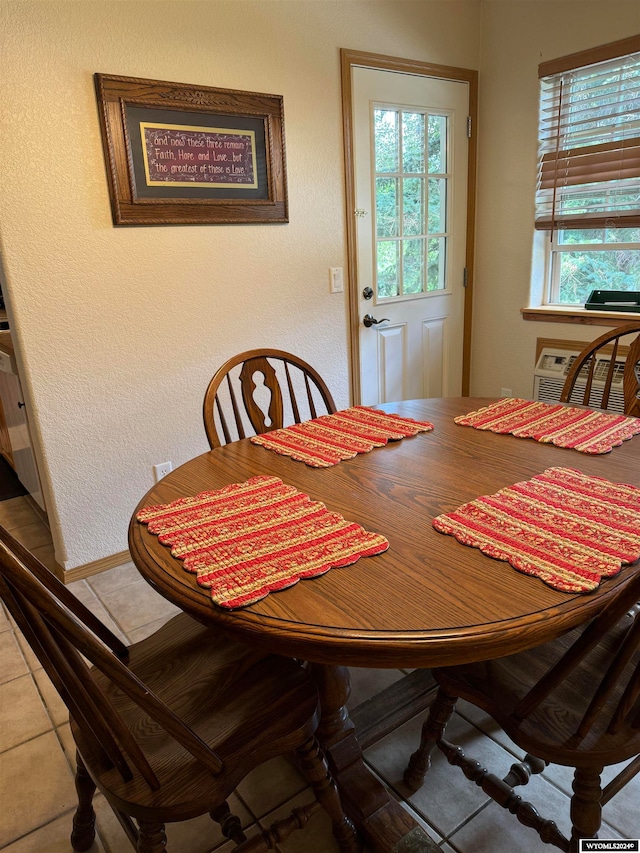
[373,107,449,300]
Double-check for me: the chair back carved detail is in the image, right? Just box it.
[203,349,337,449]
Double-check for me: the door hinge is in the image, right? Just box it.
[463,267,468,288]
[467,116,472,138]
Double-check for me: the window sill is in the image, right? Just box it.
[521,306,640,326]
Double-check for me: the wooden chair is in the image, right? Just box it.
[0,527,358,853]
[560,321,640,415]
[403,570,640,852]
[203,348,337,449]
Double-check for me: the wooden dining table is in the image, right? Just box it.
[128,397,640,853]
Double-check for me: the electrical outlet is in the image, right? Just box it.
[500,387,512,397]
[153,461,172,482]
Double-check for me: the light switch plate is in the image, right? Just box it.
[329,267,344,293]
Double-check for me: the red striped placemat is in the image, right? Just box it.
[455,398,640,454]
[137,475,389,608]
[433,467,640,593]
[250,406,434,467]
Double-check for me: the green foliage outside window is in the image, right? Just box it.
[554,227,640,305]
[374,108,448,298]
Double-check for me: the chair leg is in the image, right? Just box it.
[569,767,603,853]
[296,735,360,853]
[404,687,457,792]
[71,751,96,852]
[210,801,247,844]
[136,820,167,853]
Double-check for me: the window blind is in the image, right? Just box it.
[536,37,640,231]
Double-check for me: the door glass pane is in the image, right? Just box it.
[428,178,446,233]
[403,239,425,294]
[403,178,424,237]
[402,112,425,173]
[428,115,446,173]
[427,236,445,291]
[376,178,399,237]
[374,109,398,172]
[377,240,400,297]
[373,106,449,299]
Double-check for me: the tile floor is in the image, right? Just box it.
[1,493,639,853]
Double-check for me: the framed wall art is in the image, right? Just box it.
[94,73,288,225]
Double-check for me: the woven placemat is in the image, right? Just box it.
[137,475,389,609]
[250,406,434,467]
[455,397,640,454]
[433,466,640,593]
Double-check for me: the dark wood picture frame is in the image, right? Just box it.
[94,73,288,226]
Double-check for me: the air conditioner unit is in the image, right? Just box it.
[533,345,626,414]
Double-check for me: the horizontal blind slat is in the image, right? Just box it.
[536,41,640,228]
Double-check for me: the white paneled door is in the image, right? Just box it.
[352,66,470,405]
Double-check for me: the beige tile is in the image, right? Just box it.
[0,731,77,847]
[364,712,500,838]
[346,667,405,711]
[33,668,69,728]
[0,497,40,530]
[96,579,180,635]
[30,542,58,573]
[236,755,308,819]
[0,674,52,752]
[0,602,10,633]
[0,629,30,684]
[56,723,77,770]
[12,625,43,672]
[65,579,128,643]
[0,810,106,852]
[86,562,142,597]
[446,774,576,853]
[9,520,53,551]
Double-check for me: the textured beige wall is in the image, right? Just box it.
[471,0,640,399]
[0,0,481,569]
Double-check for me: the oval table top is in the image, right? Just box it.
[129,397,640,669]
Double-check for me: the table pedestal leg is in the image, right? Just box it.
[309,664,438,853]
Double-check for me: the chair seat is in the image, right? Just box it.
[435,615,640,769]
[72,613,319,821]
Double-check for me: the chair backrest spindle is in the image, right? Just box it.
[203,348,336,449]
[561,322,640,415]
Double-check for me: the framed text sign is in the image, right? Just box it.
[94,74,288,225]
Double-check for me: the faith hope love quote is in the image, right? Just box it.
[142,124,257,187]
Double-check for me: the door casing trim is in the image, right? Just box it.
[340,48,478,403]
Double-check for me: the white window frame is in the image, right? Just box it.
[534,36,640,310]
[545,232,640,307]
